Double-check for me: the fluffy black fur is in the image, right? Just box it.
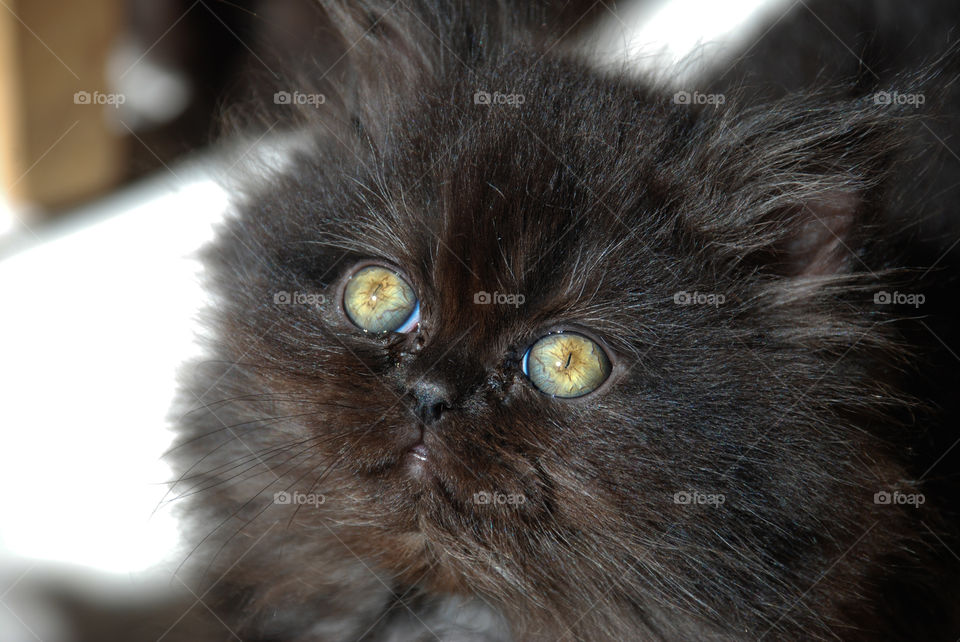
[168,1,960,640]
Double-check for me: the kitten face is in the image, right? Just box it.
[218,70,671,537]
[199,51,914,630]
[176,4,960,639]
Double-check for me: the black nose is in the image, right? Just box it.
[408,379,453,424]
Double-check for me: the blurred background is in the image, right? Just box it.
[0,1,795,639]
[2,0,239,223]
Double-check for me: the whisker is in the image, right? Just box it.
[190,443,343,586]
[174,439,324,585]
[168,430,353,501]
[165,402,362,456]
[284,446,355,528]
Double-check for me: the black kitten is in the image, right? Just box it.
[169,1,960,640]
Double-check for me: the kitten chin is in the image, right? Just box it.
[168,1,960,640]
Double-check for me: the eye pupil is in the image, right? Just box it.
[343,265,420,333]
[523,332,611,398]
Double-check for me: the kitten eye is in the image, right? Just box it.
[521,332,612,398]
[343,265,420,333]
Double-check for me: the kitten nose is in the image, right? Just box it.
[408,379,453,424]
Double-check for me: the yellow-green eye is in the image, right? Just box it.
[343,265,420,333]
[522,332,612,398]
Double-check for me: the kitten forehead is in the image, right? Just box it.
[348,111,675,294]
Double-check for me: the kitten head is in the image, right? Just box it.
[181,3,947,638]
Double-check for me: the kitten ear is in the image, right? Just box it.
[775,190,859,277]
[253,1,477,140]
[685,96,901,278]
[287,1,600,124]
[227,1,603,138]
[216,1,437,137]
